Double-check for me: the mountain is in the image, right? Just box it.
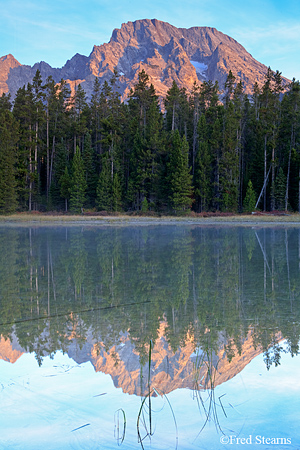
[0,54,21,95]
[0,19,290,102]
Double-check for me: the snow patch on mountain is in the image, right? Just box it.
[190,60,208,78]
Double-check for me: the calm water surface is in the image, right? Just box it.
[0,225,300,449]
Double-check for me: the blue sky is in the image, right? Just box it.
[2,0,300,80]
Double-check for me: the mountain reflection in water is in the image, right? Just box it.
[0,225,299,448]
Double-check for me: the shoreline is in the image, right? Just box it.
[1,213,300,227]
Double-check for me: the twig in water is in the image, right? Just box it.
[71,423,90,432]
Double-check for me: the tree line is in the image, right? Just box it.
[0,67,300,214]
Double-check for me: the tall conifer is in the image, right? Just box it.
[168,130,193,212]
[70,146,87,212]
[0,109,18,213]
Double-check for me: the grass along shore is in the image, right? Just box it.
[1,211,300,226]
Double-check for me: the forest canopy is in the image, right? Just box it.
[0,67,300,214]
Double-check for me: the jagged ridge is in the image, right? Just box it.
[0,19,290,101]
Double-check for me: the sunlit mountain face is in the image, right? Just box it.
[0,19,290,101]
[1,224,299,448]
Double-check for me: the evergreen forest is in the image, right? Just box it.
[1,67,300,214]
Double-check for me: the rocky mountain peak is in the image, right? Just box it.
[0,54,21,94]
[0,19,290,101]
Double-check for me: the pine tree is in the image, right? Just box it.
[127,72,164,209]
[220,81,246,212]
[258,67,282,210]
[245,83,264,204]
[44,76,71,202]
[224,70,236,106]
[83,132,97,207]
[275,167,286,210]
[168,130,193,213]
[48,79,71,206]
[96,155,111,211]
[243,180,256,213]
[280,79,300,211]
[0,93,12,111]
[71,84,88,153]
[112,172,122,212]
[164,81,189,136]
[32,69,46,209]
[194,114,212,211]
[0,109,18,213]
[209,117,222,210]
[89,77,102,155]
[13,84,35,210]
[189,81,201,175]
[69,146,87,212]
[60,166,71,212]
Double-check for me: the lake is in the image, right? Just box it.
[0,224,299,449]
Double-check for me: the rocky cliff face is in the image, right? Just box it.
[0,54,21,95]
[0,19,290,101]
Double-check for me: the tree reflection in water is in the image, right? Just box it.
[1,224,300,448]
[0,224,299,390]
